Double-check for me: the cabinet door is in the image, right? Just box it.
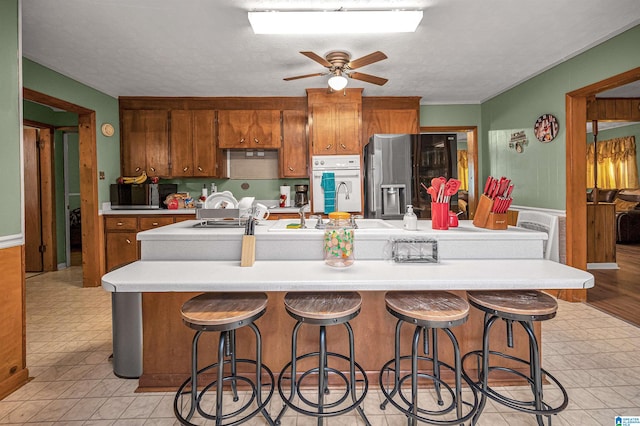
[311,104,337,155]
[121,110,147,175]
[192,110,217,176]
[145,110,170,176]
[139,216,175,231]
[336,103,360,154]
[105,231,139,271]
[251,110,280,148]
[362,109,419,145]
[170,110,194,176]
[218,110,252,148]
[281,110,308,177]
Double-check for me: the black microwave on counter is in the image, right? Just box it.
[109,183,177,209]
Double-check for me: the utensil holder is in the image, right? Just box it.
[431,202,449,230]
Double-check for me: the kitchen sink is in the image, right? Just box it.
[267,218,397,232]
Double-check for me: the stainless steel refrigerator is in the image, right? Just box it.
[363,133,457,219]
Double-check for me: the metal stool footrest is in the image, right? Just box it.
[174,358,274,426]
[462,349,569,416]
[380,355,478,426]
[277,351,369,419]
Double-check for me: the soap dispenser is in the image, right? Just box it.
[403,205,418,230]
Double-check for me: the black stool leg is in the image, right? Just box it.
[443,328,463,423]
[248,322,275,426]
[318,325,327,426]
[344,321,370,426]
[183,330,204,422]
[472,313,500,425]
[520,320,548,426]
[410,325,422,426]
[430,327,444,406]
[275,321,303,424]
[381,319,403,410]
[214,331,226,424]
[227,331,239,402]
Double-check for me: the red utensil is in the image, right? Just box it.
[483,176,492,196]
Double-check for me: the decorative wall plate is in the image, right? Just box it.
[101,123,115,137]
[534,114,559,143]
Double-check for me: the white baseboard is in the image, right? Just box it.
[57,262,68,270]
[587,262,619,270]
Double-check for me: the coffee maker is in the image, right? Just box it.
[294,185,309,207]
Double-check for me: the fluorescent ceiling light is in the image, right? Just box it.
[248,10,423,34]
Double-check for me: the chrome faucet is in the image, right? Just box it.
[335,181,350,211]
[298,204,309,229]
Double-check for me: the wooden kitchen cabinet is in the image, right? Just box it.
[307,88,362,156]
[104,214,195,271]
[218,110,281,149]
[280,110,308,178]
[170,110,217,177]
[121,110,170,177]
[362,109,419,143]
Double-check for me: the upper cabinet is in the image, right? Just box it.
[280,110,308,178]
[218,110,281,149]
[361,97,421,146]
[170,110,217,177]
[121,110,170,177]
[308,88,362,155]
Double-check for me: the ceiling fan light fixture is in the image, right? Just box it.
[328,74,349,91]
[248,10,423,34]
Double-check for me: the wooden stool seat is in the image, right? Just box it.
[284,291,361,320]
[385,291,469,324]
[467,290,557,318]
[181,292,268,327]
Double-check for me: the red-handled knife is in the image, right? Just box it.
[483,176,492,196]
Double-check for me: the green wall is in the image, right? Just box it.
[481,25,640,210]
[22,58,120,205]
[0,0,21,238]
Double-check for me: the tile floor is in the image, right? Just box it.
[2,267,640,425]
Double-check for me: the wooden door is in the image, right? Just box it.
[218,110,252,148]
[250,110,279,148]
[192,110,217,176]
[336,102,360,154]
[144,110,170,176]
[23,128,43,272]
[362,109,419,143]
[311,104,336,155]
[281,110,308,178]
[169,110,194,176]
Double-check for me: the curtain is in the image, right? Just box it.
[587,136,639,189]
[457,150,468,190]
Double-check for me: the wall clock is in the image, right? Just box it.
[534,114,559,143]
[101,123,115,137]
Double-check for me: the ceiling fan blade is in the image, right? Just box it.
[300,51,332,68]
[347,51,387,70]
[283,72,326,81]
[349,72,388,86]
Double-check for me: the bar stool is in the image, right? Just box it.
[379,291,478,425]
[274,292,370,425]
[174,292,275,426]
[462,290,568,425]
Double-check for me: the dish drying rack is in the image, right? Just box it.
[193,208,246,228]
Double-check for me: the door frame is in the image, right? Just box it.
[420,126,479,218]
[22,122,56,272]
[23,88,103,287]
[564,66,640,302]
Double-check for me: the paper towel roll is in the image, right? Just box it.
[280,186,291,207]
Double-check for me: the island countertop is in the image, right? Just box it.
[102,258,594,293]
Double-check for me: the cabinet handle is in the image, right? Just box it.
[254,138,259,144]
[117,222,124,226]
[340,143,347,150]
[150,167,156,172]
[239,138,245,144]
[135,167,141,172]
[152,222,159,226]
[325,144,333,150]
[126,238,132,244]
[197,166,203,172]
[288,166,295,171]
[183,166,189,172]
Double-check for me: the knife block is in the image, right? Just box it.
[473,195,508,230]
[240,235,256,267]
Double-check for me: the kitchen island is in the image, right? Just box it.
[102,219,593,390]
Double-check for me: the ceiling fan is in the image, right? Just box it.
[284,50,389,89]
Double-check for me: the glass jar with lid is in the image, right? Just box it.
[323,211,355,267]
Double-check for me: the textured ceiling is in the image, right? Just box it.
[21,0,640,104]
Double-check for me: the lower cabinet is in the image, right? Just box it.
[105,214,194,271]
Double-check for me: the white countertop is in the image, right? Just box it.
[102,259,594,293]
